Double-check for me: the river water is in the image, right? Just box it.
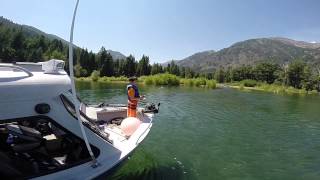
[77,81,320,180]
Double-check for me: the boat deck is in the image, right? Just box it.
[104,124,127,142]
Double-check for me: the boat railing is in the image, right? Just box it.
[135,113,153,145]
[0,64,33,77]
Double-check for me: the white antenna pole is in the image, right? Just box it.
[68,0,98,167]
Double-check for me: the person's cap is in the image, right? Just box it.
[129,76,138,81]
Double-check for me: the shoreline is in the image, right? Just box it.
[76,75,217,89]
[76,77,319,96]
[224,84,319,95]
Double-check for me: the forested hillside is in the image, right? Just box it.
[0,16,171,77]
[1,16,319,91]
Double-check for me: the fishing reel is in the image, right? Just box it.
[143,103,161,114]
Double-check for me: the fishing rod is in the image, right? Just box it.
[95,101,160,113]
[68,0,98,167]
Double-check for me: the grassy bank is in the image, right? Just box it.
[77,76,130,83]
[227,80,319,95]
[76,75,318,95]
[141,74,180,86]
[180,78,217,88]
[77,73,217,89]
[141,74,217,88]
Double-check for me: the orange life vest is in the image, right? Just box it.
[127,84,139,117]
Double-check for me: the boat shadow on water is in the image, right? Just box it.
[95,150,196,180]
[98,162,195,180]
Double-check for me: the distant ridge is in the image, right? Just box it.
[174,37,320,72]
[106,49,126,60]
[0,16,69,44]
[0,16,126,59]
[270,37,320,49]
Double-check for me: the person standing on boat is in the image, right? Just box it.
[127,76,144,117]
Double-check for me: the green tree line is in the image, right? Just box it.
[1,23,319,91]
[211,61,320,92]
[74,47,197,78]
[0,24,67,62]
[0,23,196,79]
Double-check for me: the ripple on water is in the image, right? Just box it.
[77,82,320,180]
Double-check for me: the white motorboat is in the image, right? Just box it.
[0,60,160,179]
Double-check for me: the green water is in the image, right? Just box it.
[77,82,320,180]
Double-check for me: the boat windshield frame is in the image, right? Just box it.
[60,91,112,144]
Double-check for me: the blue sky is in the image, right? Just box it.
[1,0,320,62]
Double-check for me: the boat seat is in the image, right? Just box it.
[0,151,23,178]
[96,108,127,123]
[7,124,43,142]
[19,125,42,139]
[12,142,42,153]
[7,125,44,152]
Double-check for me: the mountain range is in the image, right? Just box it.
[2,16,320,69]
[176,37,320,72]
[0,16,126,60]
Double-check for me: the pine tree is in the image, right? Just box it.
[137,55,151,76]
[100,52,114,77]
[125,55,136,77]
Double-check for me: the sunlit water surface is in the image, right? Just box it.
[77,82,320,180]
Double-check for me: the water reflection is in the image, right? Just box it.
[97,148,196,180]
[78,81,320,180]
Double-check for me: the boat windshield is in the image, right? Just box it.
[60,90,88,120]
[64,90,83,105]
[60,91,112,143]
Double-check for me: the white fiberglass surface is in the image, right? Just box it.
[0,67,29,78]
